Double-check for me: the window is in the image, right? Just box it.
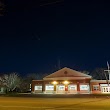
[68,85,77,90]
[46,85,54,90]
[106,88,108,92]
[80,85,89,90]
[104,88,105,92]
[57,85,65,90]
[93,85,99,91]
[58,86,65,90]
[35,85,42,90]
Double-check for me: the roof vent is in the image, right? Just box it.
[64,71,68,75]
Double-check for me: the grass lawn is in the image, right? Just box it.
[0,96,110,110]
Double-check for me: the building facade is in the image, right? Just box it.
[31,67,110,94]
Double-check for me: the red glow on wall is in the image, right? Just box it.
[65,86,68,91]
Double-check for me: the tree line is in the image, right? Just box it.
[0,72,48,93]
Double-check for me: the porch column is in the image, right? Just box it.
[77,82,80,94]
[42,82,45,93]
[54,85,56,94]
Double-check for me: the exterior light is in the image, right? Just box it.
[63,81,69,85]
[52,81,58,85]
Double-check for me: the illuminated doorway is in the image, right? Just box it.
[45,84,54,94]
[68,84,77,94]
[56,84,65,94]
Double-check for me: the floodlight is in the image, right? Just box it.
[52,81,58,85]
[63,81,69,85]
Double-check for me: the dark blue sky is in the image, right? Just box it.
[0,1,110,75]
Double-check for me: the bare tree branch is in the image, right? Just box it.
[1,73,20,92]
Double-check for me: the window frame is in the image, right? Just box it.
[93,85,99,91]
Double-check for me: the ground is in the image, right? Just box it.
[0,94,110,110]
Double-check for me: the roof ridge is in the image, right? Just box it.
[44,67,67,78]
[43,67,92,79]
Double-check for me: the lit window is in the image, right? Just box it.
[68,85,77,90]
[106,88,108,92]
[93,85,99,91]
[46,85,54,90]
[35,85,42,90]
[104,88,105,92]
[80,85,89,90]
[58,85,65,90]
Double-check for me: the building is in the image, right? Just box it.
[31,67,110,94]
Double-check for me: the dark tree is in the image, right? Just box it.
[19,73,49,92]
[90,68,107,80]
[0,0,5,16]
[80,71,90,75]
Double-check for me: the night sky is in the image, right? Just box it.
[0,1,110,75]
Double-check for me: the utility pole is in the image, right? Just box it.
[104,61,110,86]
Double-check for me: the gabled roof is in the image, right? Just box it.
[43,67,92,80]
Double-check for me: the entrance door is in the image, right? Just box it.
[100,84,110,93]
[79,84,90,94]
[45,84,54,94]
[56,84,65,94]
[101,86,110,93]
[34,85,42,93]
[68,84,77,94]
